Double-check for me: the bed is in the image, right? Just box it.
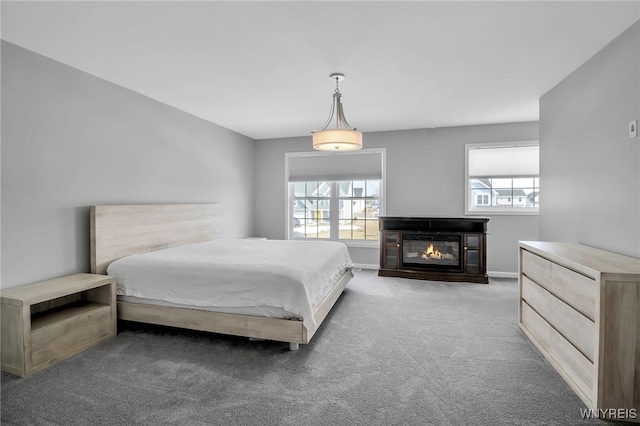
[90,204,354,350]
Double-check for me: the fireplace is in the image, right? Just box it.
[379,217,489,283]
[402,234,461,271]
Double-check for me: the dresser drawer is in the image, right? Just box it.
[550,263,596,321]
[522,250,551,290]
[521,301,550,351]
[548,294,595,362]
[522,300,595,406]
[522,276,550,319]
[522,275,595,362]
[549,325,594,400]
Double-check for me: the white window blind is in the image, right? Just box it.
[468,144,539,178]
[288,149,384,182]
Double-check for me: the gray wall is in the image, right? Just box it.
[12,18,635,287]
[255,122,540,274]
[1,42,256,288]
[539,21,640,258]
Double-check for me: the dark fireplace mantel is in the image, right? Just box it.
[378,216,489,284]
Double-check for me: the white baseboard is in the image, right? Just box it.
[488,271,518,279]
[353,263,379,271]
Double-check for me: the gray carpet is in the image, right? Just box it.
[1,270,610,425]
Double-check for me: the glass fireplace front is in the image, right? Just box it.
[402,233,462,271]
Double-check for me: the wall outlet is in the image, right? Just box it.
[630,120,637,138]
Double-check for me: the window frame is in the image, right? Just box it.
[285,149,386,247]
[465,141,539,216]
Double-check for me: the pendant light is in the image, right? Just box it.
[312,73,363,151]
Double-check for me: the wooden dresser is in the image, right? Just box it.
[518,241,640,422]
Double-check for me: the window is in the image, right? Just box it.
[286,149,385,244]
[465,142,539,215]
[290,180,380,241]
[476,193,490,206]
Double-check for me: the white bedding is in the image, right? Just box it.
[107,239,354,330]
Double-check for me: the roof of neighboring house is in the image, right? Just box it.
[495,189,527,197]
[471,179,491,189]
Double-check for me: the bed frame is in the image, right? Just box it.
[90,204,352,350]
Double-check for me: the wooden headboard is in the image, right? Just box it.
[90,204,223,274]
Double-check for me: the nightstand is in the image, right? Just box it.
[1,273,116,377]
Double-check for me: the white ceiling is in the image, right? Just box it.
[2,1,639,140]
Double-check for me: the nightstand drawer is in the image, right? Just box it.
[31,303,111,366]
[522,250,551,290]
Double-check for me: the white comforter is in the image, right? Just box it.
[107,239,354,330]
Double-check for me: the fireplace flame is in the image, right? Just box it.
[422,244,442,260]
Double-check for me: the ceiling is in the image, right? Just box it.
[2,1,639,140]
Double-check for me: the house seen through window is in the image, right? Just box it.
[291,180,380,241]
[286,149,385,244]
[466,142,539,214]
